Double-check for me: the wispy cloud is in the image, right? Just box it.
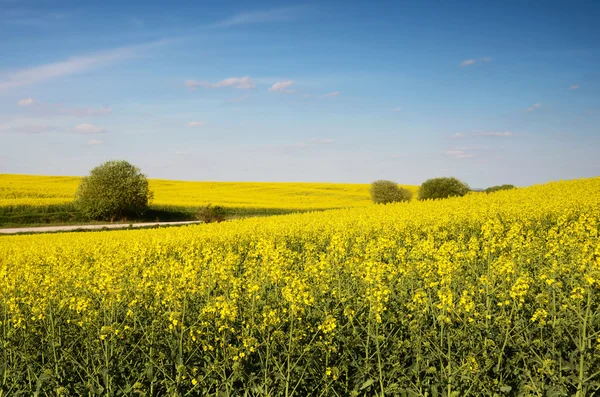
[269,80,296,93]
[0,40,166,91]
[569,84,580,90]
[61,106,112,117]
[185,76,255,90]
[444,149,475,159]
[209,7,302,28]
[454,131,517,138]
[460,57,492,67]
[17,99,113,118]
[188,121,205,127]
[0,122,52,134]
[324,91,340,98]
[72,123,105,134]
[392,107,402,112]
[444,146,494,160]
[88,138,103,145]
[17,98,35,106]
[527,103,542,113]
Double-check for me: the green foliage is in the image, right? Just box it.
[369,180,413,204]
[197,204,227,223]
[75,160,153,221]
[419,177,470,200]
[485,184,516,193]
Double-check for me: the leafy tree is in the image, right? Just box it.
[418,177,470,200]
[485,184,516,193]
[75,160,153,220]
[370,180,413,204]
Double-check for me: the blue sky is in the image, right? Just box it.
[1,0,599,187]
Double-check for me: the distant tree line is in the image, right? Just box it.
[370,177,517,204]
[75,160,517,221]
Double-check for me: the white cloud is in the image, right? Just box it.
[185,76,255,90]
[443,145,495,160]
[460,57,492,67]
[269,80,296,93]
[188,121,205,127]
[88,138,103,145]
[392,107,402,112]
[569,85,580,90]
[72,123,105,134]
[60,106,112,117]
[214,76,255,89]
[17,97,35,106]
[0,40,166,91]
[324,91,340,98]
[443,149,475,159]
[527,103,542,113]
[210,7,301,28]
[184,80,202,89]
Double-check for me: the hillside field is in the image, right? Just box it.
[1,177,599,395]
[0,174,418,226]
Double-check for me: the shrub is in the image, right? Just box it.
[75,160,153,221]
[197,204,227,223]
[485,184,516,194]
[418,177,470,200]
[370,180,413,204]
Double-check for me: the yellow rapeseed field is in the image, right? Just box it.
[1,177,599,395]
[0,174,418,211]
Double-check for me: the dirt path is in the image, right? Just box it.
[0,220,202,235]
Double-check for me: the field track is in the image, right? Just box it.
[0,220,201,234]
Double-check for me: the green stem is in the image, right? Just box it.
[375,320,385,397]
[285,313,294,397]
[447,331,452,397]
[576,289,592,397]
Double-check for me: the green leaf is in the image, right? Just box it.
[360,379,375,390]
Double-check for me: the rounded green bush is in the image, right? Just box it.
[370,180,413,204]
[197,204,227,223]
[75,160,153,220]
[418,177,470,200]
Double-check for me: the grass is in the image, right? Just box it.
[0,203,331,228]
